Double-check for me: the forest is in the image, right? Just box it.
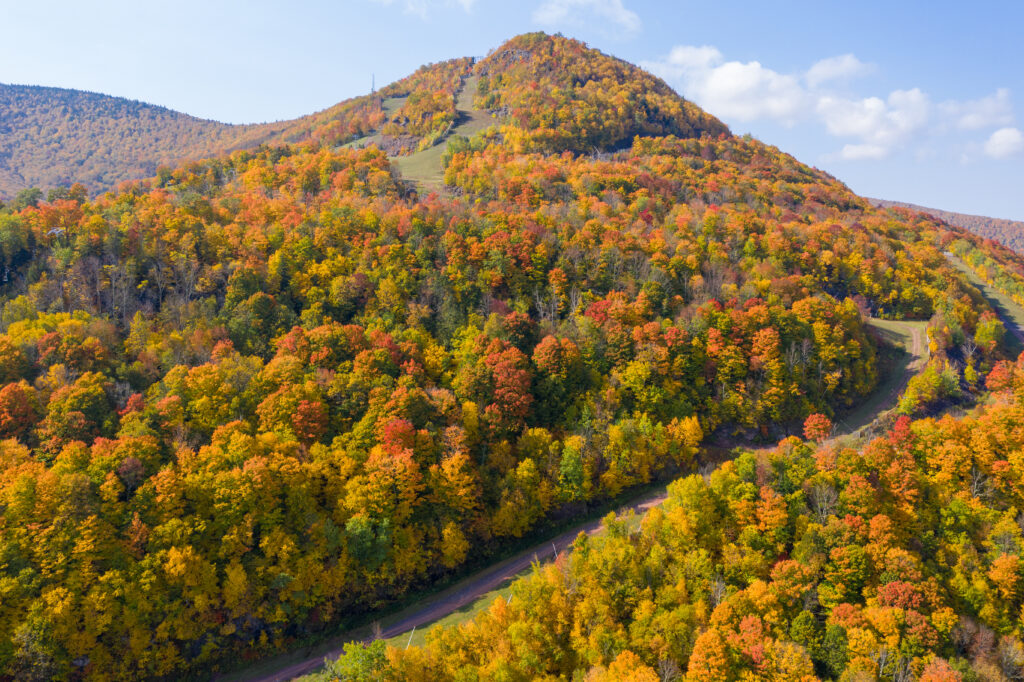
[319,355,1024,681]
[0,57,469,201]
[872,199,1024,257]
[0,33,1022,680]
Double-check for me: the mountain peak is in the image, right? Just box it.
[474,32,729,153]
[0,33,729,199]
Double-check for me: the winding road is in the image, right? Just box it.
[230,209,1024,682]
[232,317,935,682]
[827,318,928,442]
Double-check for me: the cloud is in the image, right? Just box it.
[805,54,872,87]
[532,0,642,37]
[838,144,889,161]
[369,0,476,19]
[644,46,806,124]
[941,88,1013,130]
[985,127,1024,159]
[645,43,1017,162]
[653,45,722,75]
[816,89,930,159]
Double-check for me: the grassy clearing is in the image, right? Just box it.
[393,75,495,191]
[383,96,407,115]
[946,254,1024,356]
[340,133,381,150]
[341,77,496,190]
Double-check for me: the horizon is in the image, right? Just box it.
[3,2,1024,221]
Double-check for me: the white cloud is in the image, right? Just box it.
[941,88,1013,130]
[815,89,929,158]
[697,61,807,123]
[369,0,476,19]
[816,95,884,138]
[646,43,1017,162]
[654,45,722,75]
[532,0,642,37]
[985,127,1024,159]
[805,54,872,87]
[643,47,807,124]
[839,144,889,160]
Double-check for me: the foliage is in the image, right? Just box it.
[475,32,728,153]
[874,198,1024,256]
[350,354,1024,680]
[0,58,473,199]
[0,32,1021,679]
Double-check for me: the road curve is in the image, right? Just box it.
[237,320,937,681]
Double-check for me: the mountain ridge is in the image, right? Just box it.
[0,34,727,201]
[0,82,290,198]
[869,196,1024,254]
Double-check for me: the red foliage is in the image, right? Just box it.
[0,383,39,441]
[803,413,832,442]
[292,400,329,444]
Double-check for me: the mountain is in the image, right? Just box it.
[0,83,286,198]
[870,197,1024,254]
[0,36,731,202]
[2,32,1024,681]
[0,57,473,200]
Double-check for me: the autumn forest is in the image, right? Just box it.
[2,32,1024,681]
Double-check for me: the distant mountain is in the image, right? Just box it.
[0,83,290,198]
[870,197,1024,254]
[0,59,473,200]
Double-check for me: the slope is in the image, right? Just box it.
[0,58,472,200]
[1,33,1023,682]
[0,83,288,197]
[391,75,495,191]
[245,313,932,682]
[323,367,1024,681]
[871,197,1024,254]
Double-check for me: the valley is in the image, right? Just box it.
[947,252,1024,351]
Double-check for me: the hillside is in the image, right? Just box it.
[0,83,287,197]
[318,363,1024,681]
[0,37,731,202]
[0,58,473,200]
[871,197,1024,254]
[1,32,1024,681]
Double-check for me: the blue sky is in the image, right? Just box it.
[4,0,1023,220]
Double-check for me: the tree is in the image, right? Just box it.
[687,629,733,681]
[0,381,40,441]
[319,640,393,681]
[11,187,43,211]
[803,413,832,442]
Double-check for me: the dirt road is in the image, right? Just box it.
[828,319,928,441]
[234,323,934,682]
[946,253,1024,351]
[239,488,668,682]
